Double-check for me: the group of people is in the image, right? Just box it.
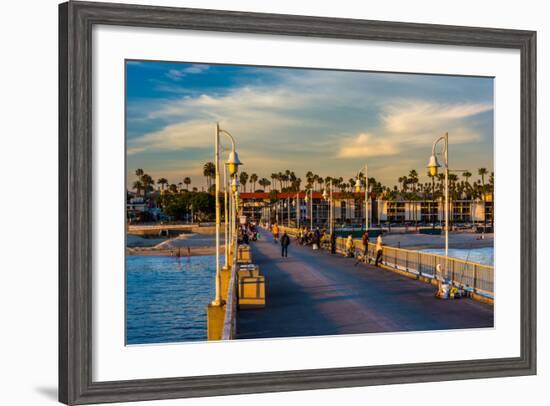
[345,232,384,266]
[270,222,384,266]
[296,226,324,249]
[239,222,259,245]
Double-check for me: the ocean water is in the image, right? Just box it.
[420,247,494,266]
[126,255,218,345]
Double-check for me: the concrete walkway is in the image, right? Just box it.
[237,230,493,339]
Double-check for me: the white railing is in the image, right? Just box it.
[281,226,494,299]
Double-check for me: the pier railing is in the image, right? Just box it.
[281,226,494,299]
[222,234,239,339]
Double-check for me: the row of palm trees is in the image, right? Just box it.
[132,169,155,197]
[215,167,494,202]
[140,162,493,202]
[393,168,493,201]
[132,168,196,196]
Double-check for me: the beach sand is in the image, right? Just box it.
[380,232,494,250]
[127,231,224,257]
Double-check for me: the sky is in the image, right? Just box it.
[126,60,494,190]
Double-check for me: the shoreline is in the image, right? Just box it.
[387,240,494,250]
[127,246,221,257]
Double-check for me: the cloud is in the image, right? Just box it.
[382,101,492,135]
[127,66,493,186]
[165,64,210,81]
[127,83,323,157]
[338,133,399,158]
[128,120,213,155]
[337,100,491,158]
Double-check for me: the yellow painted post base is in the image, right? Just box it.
[220,266,231,301]
[207,303,226,340]
[238,276,265,308]
[237,245,252,263]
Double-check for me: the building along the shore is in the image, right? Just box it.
[239,192,493,229]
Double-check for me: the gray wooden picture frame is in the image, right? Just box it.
[59,1,537,404]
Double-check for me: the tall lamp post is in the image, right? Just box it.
[287,196,291,227]
[427,132,449,280]
[323,180,333,235]
[354,164,369,235]
[213,123,242,307]
[304,189,313,230]
[295,191,300,229]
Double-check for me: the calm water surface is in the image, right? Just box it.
[420,247,494,266]
[126,255,217,345]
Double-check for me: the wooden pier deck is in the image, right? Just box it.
[237,230,493,339]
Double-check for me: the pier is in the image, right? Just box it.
[201,123,494,341]
[236,229,493,339]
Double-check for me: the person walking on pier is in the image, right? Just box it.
[346,234,355,257]
[313,227,321,250]
[375,234,383,267]
[281,231,290,257]
[272,223,279,243]
[361,231,370,263]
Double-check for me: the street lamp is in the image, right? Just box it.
[212,123,242,307]
[427,132,449,280]
[305,189,313,230]
[323,181,333,235]
[219,126,242,176]
[295,191,300,229]
[231,176,239,194]
[354,164,369,234]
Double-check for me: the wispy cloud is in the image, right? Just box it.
[127,64,494,186]
[382,101,492,135]
[165,64,209,81]
[338,133,399,158]
[337,100,491,159]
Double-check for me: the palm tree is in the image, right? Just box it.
[203,162,215,190]
[141,174,154,197]
[277,172,284,191]
[178,182,183,192]
[305,171,314,189]
[132,180,143,196]
[285,169,291,188]
[478,167,488,229]
[408,170,419,192]
[183,177,191,191]
[258,177,270,191]
[478,168,488,196]
[317,176,324,192]
[310,174,317,191]
[448,174,459,200]
[461,171,471,198]
[398,176,408,194]
[271,173,279,191]
[135,168,144,178]
[408,170,419,226]
[281,173,289,189]
[157,177,168,190]
[239,171,249,192]
[250,173,258,192]
[436,173,445,196]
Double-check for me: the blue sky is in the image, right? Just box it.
[126,60,493,189]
